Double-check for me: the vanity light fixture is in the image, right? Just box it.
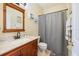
[16,3,27,6]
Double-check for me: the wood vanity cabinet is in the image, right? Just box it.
[20,39,38,56]
[2,39,38,56]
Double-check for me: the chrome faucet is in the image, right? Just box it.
[14,32,21,39]
[17,32,20,38]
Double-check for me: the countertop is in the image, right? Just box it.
[0,36,40,55]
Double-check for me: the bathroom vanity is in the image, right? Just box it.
[0,36,38,56]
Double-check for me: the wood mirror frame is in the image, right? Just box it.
[3,3,25,32]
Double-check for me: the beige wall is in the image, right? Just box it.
[25,3,43,36]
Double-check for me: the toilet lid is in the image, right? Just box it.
[38,42,47,47]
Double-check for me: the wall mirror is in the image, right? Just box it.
[3,3,25,32]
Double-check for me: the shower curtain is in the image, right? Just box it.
[38,10,67,56]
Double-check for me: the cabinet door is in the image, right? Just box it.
[21,45,29,56]
[5,49,21,56]
[21,42,35,56]
[28,39,38,56]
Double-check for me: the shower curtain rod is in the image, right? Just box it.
[39,8,68,16]
[53,8,68,13]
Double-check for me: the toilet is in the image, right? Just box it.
[38,36,47,52]
[38,36,51,56]
[38,42,47,52]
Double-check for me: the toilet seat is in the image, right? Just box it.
[38,42,47,47]
[38,42,47,51]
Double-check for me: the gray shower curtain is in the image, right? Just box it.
[38,10,67,56]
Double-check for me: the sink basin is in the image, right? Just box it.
[0,37,15,42]
[0,35,40,45]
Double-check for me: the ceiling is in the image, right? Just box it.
[37,3,67,10]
